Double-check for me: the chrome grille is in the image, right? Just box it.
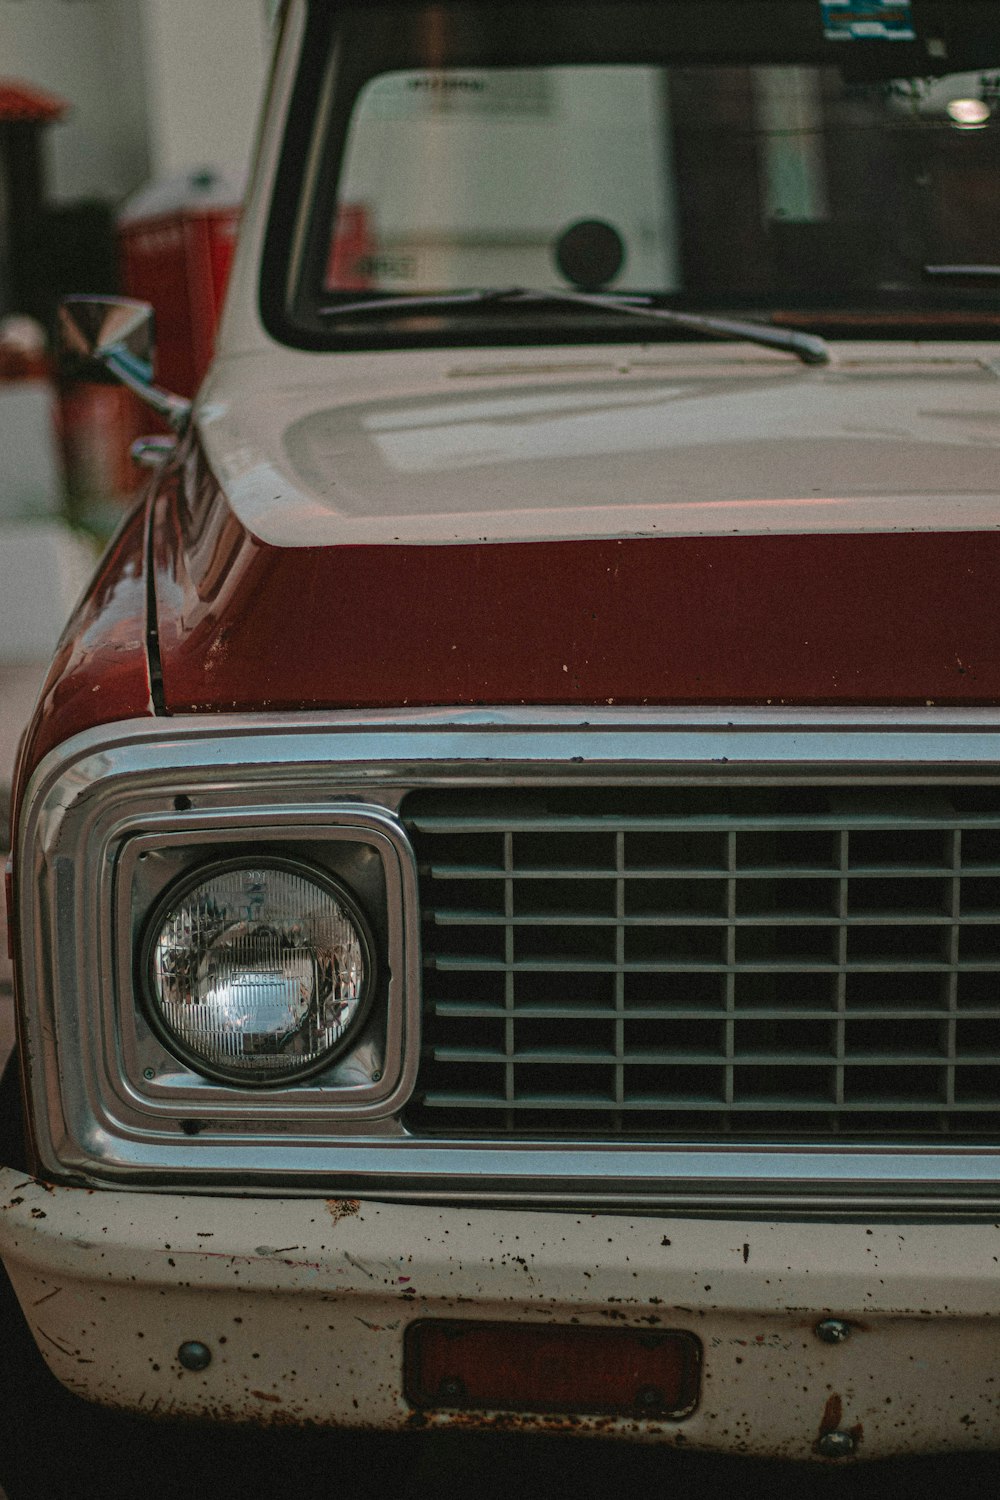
[403,785,1000,1139]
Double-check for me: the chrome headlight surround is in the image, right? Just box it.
[116,805,414,1122]
[15,726,422,1186]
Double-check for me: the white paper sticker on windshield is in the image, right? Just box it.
[820,1,915,41]
[357,70,554,119]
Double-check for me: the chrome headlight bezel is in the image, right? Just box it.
[139,854,379,1089]
[116,807,413,1123]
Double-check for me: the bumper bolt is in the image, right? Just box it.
[818,1430,856,1460]
[815,1318,851,1344]
[178,1341,212,1372]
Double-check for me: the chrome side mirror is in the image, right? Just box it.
[59,296,192,433]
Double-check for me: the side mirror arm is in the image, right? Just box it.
[101,345,192,432]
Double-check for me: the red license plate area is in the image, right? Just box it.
[404,1320,701,1420]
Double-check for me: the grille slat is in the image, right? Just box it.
[433,1002,1000,1020]
[431,910,990,926]
[421,1093,997,1113]
[431,1048,984,1066]
[430,956,1000,972]
[403,785,1000,1141]
[412,814,1000,833]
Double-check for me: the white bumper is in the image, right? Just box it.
[2,1165,1000,1460]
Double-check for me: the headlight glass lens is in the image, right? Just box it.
[146,862,373,1084]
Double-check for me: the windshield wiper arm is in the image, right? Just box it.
[318,286,831,366]
[924,264,1000,285]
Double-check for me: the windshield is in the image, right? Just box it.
[265,0,1000,348]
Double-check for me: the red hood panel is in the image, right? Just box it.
[153,443,1000,712]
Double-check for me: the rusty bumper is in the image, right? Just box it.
[2,1166,1000,1460]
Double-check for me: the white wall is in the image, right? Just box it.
[0,0,274,204]
[139,0,272,181]
[0,0,151,202]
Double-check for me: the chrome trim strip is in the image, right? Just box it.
[16,706,1000,1209]
[25,702,1000,778]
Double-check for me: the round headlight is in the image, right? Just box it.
[144,860,376,1086]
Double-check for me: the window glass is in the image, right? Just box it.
[271,3,1000,345]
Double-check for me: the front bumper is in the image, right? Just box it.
[2,1167,1000,1459]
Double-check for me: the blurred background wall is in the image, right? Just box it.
[0,0,276,798]
[0,0,272,196]
[132,0,272,181]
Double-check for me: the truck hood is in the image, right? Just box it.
[196,342,1000,547]
[152,342,1000,713]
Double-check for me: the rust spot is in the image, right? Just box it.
[820,1392,843,1435]
[36,1327,78,1357]
[28,1178,55,1193]
[249,1390,283,1404]
[403,1406,663,1438]
[326,1198,361,1224]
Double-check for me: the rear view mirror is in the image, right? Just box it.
[58,296,191,432]
[59,296,155,377]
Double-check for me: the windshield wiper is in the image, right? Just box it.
[924,265,1000,285]
[318,286,831,366]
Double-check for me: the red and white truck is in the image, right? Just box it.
[4,0,1000,1468]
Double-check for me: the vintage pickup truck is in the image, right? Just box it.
[4,0,1000,1470]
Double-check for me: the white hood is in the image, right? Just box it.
[196,340,1000,548]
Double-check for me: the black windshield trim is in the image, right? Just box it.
[260,0,1000,355]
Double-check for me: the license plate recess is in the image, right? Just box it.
[404,1319,702,1419]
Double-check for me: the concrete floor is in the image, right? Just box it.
[0,661,44,793]
[0,669,38,1500]
[0,661,46,1074]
